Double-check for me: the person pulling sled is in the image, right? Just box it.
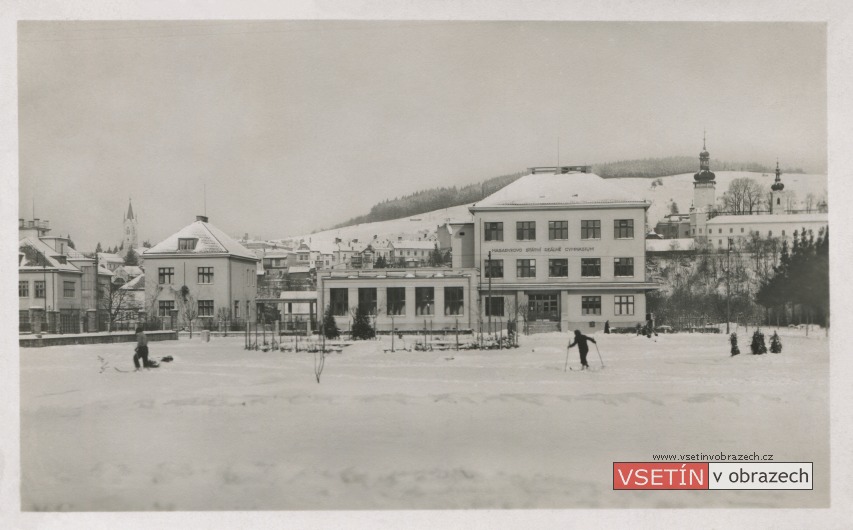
[568,329,596,370]
[133,326,158,370]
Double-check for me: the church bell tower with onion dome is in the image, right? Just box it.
[770,159,787,215]
[693,131,717,212]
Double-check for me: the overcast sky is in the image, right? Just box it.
[17,21,826,250]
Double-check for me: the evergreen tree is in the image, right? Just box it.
[374,255,388,269]
[429,243,444,266]
[124,247,139,266]
[322,305,340,340]
[67,236,76,249]
[770,331,782,354]
[750,329,768,355]
[95,242,103,253]
[351,304,375,340]
[142,240,152,248]
[730,332,740,356]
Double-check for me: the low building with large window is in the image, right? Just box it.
[317,268,479,332]
[469,167,658,332]
[143,215,259,326]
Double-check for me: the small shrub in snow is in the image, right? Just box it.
[322,305,340,340]
[770,331,782,354]
[750,329,768,355]
[351,305,376,340]
[730,333,740,356]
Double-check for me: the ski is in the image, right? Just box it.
[569,366,603,372]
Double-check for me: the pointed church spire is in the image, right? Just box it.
[771,159,784,191]
[126,198,135,220]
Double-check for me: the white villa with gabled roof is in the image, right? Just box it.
[143,215,259,324]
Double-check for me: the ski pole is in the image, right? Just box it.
[594,342,604,368]
[564,346,570,372]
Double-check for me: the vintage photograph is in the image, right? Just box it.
[9,14,841,524]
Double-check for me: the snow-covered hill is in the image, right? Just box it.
[280,171,827,244]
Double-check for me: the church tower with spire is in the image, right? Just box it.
[693,131,717,211]
[122,198,138,256]
[770,159,787,215]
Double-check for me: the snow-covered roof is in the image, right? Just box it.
[18,237,82,272]
[707,213,828,225]
[144,220,258,260]
[287,265,312,274]
[99,253,125,262]
[310,242,338,255]
[391,240,436,250]
[471,171,648,210]
[279,291,317,301]
[120,265,144,276]
[645,238,696,252]
[121,274,145,290]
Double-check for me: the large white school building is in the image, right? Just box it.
[317,166,657,333]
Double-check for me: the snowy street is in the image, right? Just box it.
[20,329,829,510]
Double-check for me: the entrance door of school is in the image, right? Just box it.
[527,293,559,321]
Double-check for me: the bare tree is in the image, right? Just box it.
[172,285,199,338]
[99,281,143,329]
[720,177,766,215]
[804,193,816,213]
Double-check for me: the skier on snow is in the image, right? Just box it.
[568,329,596,370]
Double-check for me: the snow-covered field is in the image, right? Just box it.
[20,328,828,511]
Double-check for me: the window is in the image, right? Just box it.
[159,300,175,316]
[729,228,733,233]
[740,227,744,233]
[615,295,634,315]
[516,259,536,278]
[19,281,29,298]
[198,267,214,284]
[159,267,174,284]
[35,281,45,298]
[387,287,405,316]
[444,287,464,316]
[614,219,634,239]
[581,220,601,239]
[198,300,214,317]
[178,238,197,250]
[516,221,536,241]
[692,228,696,235]
[549,220,568,240]
[768,231,773,237]
[358,288,377,315]
[581,258,601,277]
[719,229,723,234]
[485,296,504,317]
[782,230,785,236]
[63,281,75,298]
[234,300,240,318]
[484,222,503,241]
[330,288,348,316]
[699,229,703,234]
[484,259,503,279]
[549,258,568,277]
[416,287,434,316]
[582,296,601,315]
[614,257,634,277]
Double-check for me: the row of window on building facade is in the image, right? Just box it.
[327,287,636,318]
[483,219,634,241]
[155,299,253,319]
[19,280,66,298]
[156,267,255,286]
[694,227,788,237]
[483,257,635,278]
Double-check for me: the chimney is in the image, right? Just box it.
[196,215,208,223]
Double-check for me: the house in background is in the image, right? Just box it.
[142,215,260,327]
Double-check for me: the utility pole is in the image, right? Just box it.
[487,250,492,337]
[726,238,732,334]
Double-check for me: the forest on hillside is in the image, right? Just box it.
[325,157,805,230]
[592,156,803,179]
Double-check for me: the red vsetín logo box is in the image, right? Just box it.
[613,462,709,490]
